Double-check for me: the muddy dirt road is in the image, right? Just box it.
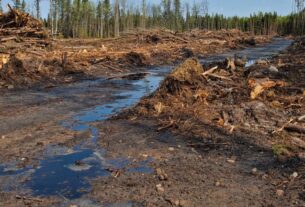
[0,38,298,206]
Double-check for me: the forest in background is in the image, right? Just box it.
[2,0,305,38]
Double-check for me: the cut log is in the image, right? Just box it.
[285,124,305,134]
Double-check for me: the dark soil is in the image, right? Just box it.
[88,38,305,206]
[0,37,302,206]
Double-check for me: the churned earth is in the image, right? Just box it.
[1,38,304,207]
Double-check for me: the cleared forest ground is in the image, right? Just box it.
[88,38,305,206]
[0,8,304,207]
[0,7,272,90]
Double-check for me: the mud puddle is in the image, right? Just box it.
[201,38,293,67]
[0,38,292,202]
[0,69,166,199]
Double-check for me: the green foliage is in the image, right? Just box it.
[272,144,289,156]
[14,0,21,10]
[21,0,26,12]
[44,0,305,38]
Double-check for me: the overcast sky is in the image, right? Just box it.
[1,0,295,18]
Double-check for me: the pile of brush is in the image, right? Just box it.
[0,4,49,46]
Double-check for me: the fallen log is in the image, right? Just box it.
[285,124,305,134]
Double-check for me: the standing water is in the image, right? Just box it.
[0,38,293,200]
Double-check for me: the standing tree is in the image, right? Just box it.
[97,0,104,38]
[141,0,146,29]
[185,3,190,31]
[21,0,26,12]
[202,0,208,15]
[114,0,120,37]
[162,0,172,28]
[49,0,54,34]
[174,0,181,31]
[0,0,3,13]
[295,0,305,34]
[34,0,41,18]
[14,0,21,10]
[104,0,111,37]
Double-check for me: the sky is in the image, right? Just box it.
[1,0,295,18]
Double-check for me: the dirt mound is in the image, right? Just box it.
[159,58,204,96]
[0,50,85,88]
[130,43,305,162]
[0,6,65,88]
[123,52,148,67]
[145,34,162,44]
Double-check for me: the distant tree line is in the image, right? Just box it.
[5,0,305,38]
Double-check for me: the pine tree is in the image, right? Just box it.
[162,0,172,28]
[0,0,3,13]
[14,0,21,10]
[141,0,146,29]
[174,0,181,31]
[97,1,104,38]
[114,0,120,37]
[104,0,111,37]
[21,0,26,12]
[30,0,305,38]
[35,0,41,19]
[185,3,190,31]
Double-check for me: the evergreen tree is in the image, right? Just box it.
[141,0,146,28]
[14,0,21,10]
[97,1,103,37]
[35,0,305,38]
[0,0,3,13]
[104,0,111,37]
[35,0,41,18]
[174,0,181,31]
[21,0,26,12]
[114,0,120,37]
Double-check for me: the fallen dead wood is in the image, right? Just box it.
[0,36,18,42]
[284,124,305,134]
[248,78,287,99]
[298,115,305,122]
[272,118,295,134]
[291,137,305,149]
[15,195,43,202]
[99,63,124,72]
[202,66,218,76]
[208,73,232,81]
